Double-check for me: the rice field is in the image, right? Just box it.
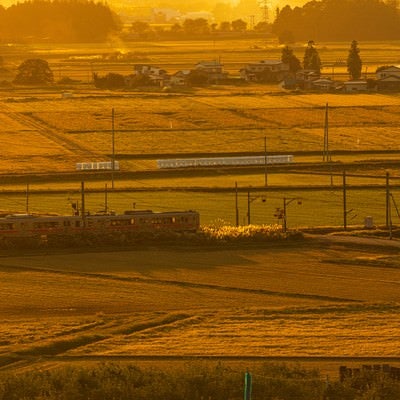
[1,40,400,376]
[2,242,400,374]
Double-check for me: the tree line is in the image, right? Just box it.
[0,0,399,43]
[273,0,400,42]
[0,0,120,43]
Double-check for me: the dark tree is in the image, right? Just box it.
[254,21,270,32]
[187,70,209,86]
[183,18,210,35]
[131,21,150,35]
[231,19,247,32]
[219,21,231,32]
[93,73,125,89]
[303,40,321,74]
[0,1,120,43]
[347,40,362,80]
[14,59,53,85]
[272,0,400,41]
[281,46,301,73]
[278,30,296,44]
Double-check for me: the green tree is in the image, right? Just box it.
[303,40,321,74]
[281,45,301,73]
[219,21,231,32]
[347,40,362,80]
[183,18,210,35]
[93,72,126,89]
[14,58,53,85]
[187,69,209,86]
[254,21,270,32]
[131,20,150,35]
[231,18,247,32]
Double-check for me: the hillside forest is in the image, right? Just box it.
[0,0,398,43]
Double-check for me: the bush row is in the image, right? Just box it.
[0,225,303,249]
[1,362,400,400]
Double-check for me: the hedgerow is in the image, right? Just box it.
[2,362,400,400]
[0,224,303,249]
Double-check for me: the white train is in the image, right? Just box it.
[157,155,293,169]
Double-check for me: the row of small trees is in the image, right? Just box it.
[281,40,363,80]
[129,18,268,39]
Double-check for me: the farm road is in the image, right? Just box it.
[1,104,101,159]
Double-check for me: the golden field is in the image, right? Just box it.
[1,238,400,375]
[1,39,400,378]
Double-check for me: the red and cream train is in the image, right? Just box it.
[0,210,200,243]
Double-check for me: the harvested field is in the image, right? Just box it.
[1,237,400,374]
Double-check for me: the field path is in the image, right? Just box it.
[3,104,102,159]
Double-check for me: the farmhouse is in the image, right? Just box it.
[311,78,336,91]
[296,69,320,89]
[376,66,400,91]
[343,80,368,92]
[240,60,290,82]
[133,64,169,86]
[195,60,228,83]
[170,70,191,86]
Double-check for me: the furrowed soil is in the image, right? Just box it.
[2,236,400,377]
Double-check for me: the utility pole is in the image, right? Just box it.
[235,181,239,227]
[323,103,331,162]
[26,183,29,214]
[81,181,86,228]
[247,191,251,225]
[259,0,269,23]
[111,108,115,190]
[386,171,390,228]
[283,197,287,232]
[282,197,302,233]
[264,136,268,187]
[104,183,108,214]
[343,171,347,230]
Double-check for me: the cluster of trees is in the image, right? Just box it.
[273,0,400,42]
[0,0,120,43]
[129,18,269,40]
[1,362,400,399]
[281,40,363,80]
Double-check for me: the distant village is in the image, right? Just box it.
[93,58,400,93]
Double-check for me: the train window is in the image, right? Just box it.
[75,221,80,227]
[34,221,59,229]
[111,219,131,226]
[0,223,14,230]
[63,220,71,227]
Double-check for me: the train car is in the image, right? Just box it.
[0,210,200,244]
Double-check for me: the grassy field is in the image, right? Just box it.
[2,238,400,376]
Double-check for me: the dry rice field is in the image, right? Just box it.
[1,89,400,174]
[1,237,400,375]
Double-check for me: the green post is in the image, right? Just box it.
[244,371,252,400]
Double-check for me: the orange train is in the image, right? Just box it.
[0,210,200,242]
